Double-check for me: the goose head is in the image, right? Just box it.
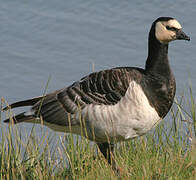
[153,17,190,44]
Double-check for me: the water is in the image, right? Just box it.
[0,1,196,138]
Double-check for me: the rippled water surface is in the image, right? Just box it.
[0,1,196,136]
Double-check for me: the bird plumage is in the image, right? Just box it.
[3,17,190,173]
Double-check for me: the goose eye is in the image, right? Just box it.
[166,26,177,31]
[166,26,172,30]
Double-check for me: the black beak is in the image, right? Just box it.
[176,29,190,41]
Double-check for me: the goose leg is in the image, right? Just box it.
[97,142,118,172]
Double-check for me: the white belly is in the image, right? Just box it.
[80,81,161,143]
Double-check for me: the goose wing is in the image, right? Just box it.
[4,68,142,126]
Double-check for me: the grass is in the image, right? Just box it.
[0,87,196,180]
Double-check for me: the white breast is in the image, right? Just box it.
[79,81,161,143]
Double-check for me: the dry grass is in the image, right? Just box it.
[0,87,196,180]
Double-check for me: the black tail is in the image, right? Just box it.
[3,96,44,111]
[4,112,35,124]
[3,96,44,124]
[3,90,64,125]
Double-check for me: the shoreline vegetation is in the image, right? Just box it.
[0,86,196,180]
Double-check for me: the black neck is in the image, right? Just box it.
[145,25,171,77]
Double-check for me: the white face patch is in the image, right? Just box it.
[155,19,182,44]
[167,19,182,29]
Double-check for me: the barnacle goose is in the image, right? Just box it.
[3,17,190,173]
